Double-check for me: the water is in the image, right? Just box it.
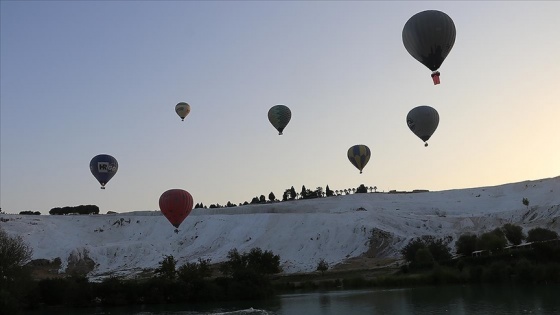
[25,285,560,315]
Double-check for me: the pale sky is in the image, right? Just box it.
[1,1,559,214]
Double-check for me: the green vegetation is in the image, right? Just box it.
[0,228,35,314]
[49,205,99,215]
[275,225,559,294]
[11,246,281,313]
[316,258,329,275]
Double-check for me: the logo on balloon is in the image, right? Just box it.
[97,162,117,173]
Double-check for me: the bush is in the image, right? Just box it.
[0,228,34,313]
[479,229,507,252]
[527,227,558,242]
[401,236,451,265]
[455,234,478,256]
[502,223,525,245]
[316,258,329,275]
[155,255,177,280]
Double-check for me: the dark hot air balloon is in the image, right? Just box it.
[347,145,371,174]
[268,105,291,135]
[406,105,439,147]
[175,102,191,121]
[402,10,456,85]
[159,189,194,231]
[90,154,118,189]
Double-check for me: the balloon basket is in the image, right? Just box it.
[431,71,441,85]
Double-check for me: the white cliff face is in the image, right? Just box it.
[2,176,559,280]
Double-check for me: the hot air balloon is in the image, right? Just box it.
[406,105,439,147]
[347,145,371,174]
[402,10,456,85]
[90,154,118,189]
[175,102,191,121]
[159,189,194,231]
[268,105,291,135]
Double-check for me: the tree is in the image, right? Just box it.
[455,234,478,256]
[373,186,377,192]
[401,238,428,263]
[300,185,307,199]
[155,255,177,280]
[19,211,41,215]
[0,228,33,313]
[522,198,529,209]
[414,248,434,268]
[316,258,329,275]
[502,223,525,245]
[401,236,451,264]
[315,187,323,198]
[290,186,297,200]
[527,227,558,242]
[282,189,290,201]
[268,192,275,202]
[259,195,266,203]
[427,237,452,262]
[479,228,507,252]
[356,184,367,193]
[220,247,281,277]
[177,258,212,283]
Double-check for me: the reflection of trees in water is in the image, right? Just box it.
[319,293,331,307]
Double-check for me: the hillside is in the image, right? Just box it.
[1,176,559,280]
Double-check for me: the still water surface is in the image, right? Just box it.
[26,285,560,315]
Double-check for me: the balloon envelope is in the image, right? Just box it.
[268,105,291,135]
[406,106,439,146]
[159,189,194,229]
[402,10,456,83]
[175,102,191,121]
[90,154,118,189]
[347,145,371,174]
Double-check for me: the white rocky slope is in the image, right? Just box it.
[1,176,559,280]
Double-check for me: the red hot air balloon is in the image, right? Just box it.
[159,189,194,231]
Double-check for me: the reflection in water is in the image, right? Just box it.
[24,285,560,315]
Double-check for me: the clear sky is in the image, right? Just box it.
[1,1,559,214]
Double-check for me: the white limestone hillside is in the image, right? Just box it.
[1,176,559,280]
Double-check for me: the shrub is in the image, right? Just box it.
[527,227,558,242]
[502,223,525,245]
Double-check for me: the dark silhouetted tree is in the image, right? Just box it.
[19,211,40,215]
[401,236,451,264]
[282,189,290,201]
[502,223,525,245]
[155,255,177,280]
[268,192,275,202]
[316,258,329,275]
[455,234,478,256]
[177,258,212,283]
[300,185,307,199]
[479,228,507,251]
[522,197,529,209]
[290,186,297,200]
[527,227,558,242]
[1,228,33,313]
[356,184,367,193]
[326,185,334,197]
